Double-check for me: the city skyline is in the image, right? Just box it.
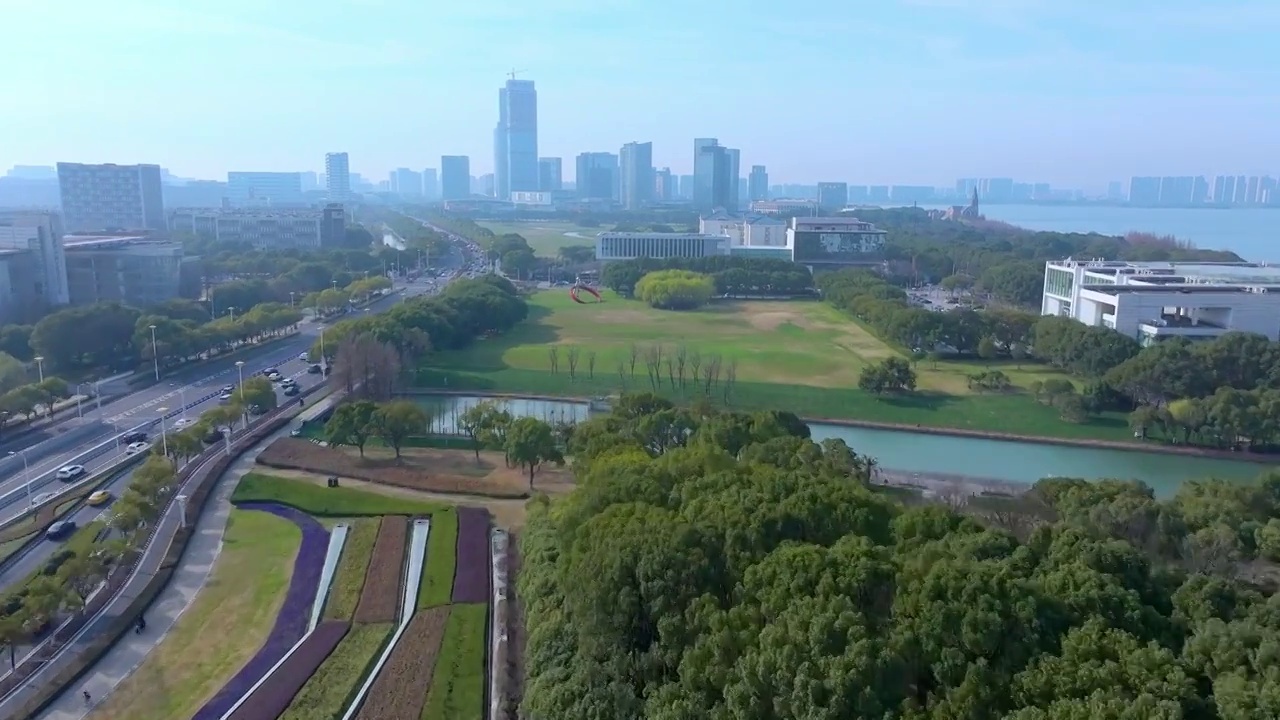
[4,1,1279,188]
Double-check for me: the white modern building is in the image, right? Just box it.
[1041,260,1280,344]
[595,232,726,261]
[56,162,166,232]
[0,211,70,306]
[699,212,789,247]
[169,206,345,249]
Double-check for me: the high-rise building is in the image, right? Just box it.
[726,149,741,209]
[441,156,470,200]
[619,142,654,210]
[494,78,539,199]
[576,153,619,201]
[391,168,423,197]
[423,168,439,200]
[56,162,165,232]
[693,139,736,211]
[324,153,351,201]
[538,157,563,193]
[300,171,320,192]
[748,166,769,202]
[0,211,70,310]
[817,182,849,210]
[480,173,496,197]
[678,175,694,200]
[226,172,304,207]
[655,168,674,201]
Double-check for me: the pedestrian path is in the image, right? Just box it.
[36,444,270,720]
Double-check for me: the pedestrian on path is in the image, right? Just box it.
[82,690,91,707]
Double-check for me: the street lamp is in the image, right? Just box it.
[148,325,159,381]
[179,386,188,420]
[227,306,237,323]
[33,356,44,383]
[235,360,245,392]
[157,407,169,458]
[7,450,30,505]
[289,291,296,308]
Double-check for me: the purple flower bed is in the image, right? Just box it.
[451,506,491,604]
[226,620,350,720]
[192,502,329,720]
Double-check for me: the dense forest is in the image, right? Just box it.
[520,394,1280,720]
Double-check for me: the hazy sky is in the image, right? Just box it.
[5,0,1278,189]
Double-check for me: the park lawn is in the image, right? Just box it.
[233,473,450,516]
[419,508,458,609]
[280,622,394,720]
[415,291,1131,441]
[421,603,487,720]
[87,510,300,720]
[476,220,596,257]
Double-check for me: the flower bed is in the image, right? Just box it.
[353,608,451,720]
[421,603,487,720]
[279,623,394,720]
[323,517,381,621]
[192,503,329,720]
[418,509,458,609]
[225,620,350,720]
[451,507,490,604]
[353,516,409,623]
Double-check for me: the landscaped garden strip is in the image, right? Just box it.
[354,608,451,720]
[278,623,394,720]
[323,517,381,621]
[192,503,329,720]
[451,507,489,604]
[418,508,457,609]
[232,473,448,516]
[225,620,349,720]
[354,516,409,623]
[309,523,350,631]
[421,603,487,720]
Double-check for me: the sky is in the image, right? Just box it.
[4,0,1279,190]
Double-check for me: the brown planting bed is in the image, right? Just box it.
[353,607,451,720]
[353,516,408,623]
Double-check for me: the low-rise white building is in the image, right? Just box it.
[1041,260,1280,344]
[698,212,788,247]
[596,232,726,261]
[169,206,346,249]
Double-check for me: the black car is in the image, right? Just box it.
[46,520,77,541]
[122,430,148,444]
[203,427,225,444]
[283,385,300,397]
[307,364,322,374]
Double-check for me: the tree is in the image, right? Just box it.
[0,613,24,669]
[858,357,917,394]
[977,335,998,360]
[504,416,563,487]
[459,400,501,461]
[369,400,426,459]
[325,400,378,457]
[234,375,277,412]
[633,270,716,310]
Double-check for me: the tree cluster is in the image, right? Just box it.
[323,398,428,458]
[634,270,717,310]
[456,400,566,485]
[521,394,1280,720]
[594,344,742,403]
[858,357,917,394]
[0,364,72,439]
[603,257,815,298]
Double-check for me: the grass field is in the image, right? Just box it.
[414,290,1132,441]
[476,220,597,257]
[419,509,458,609]
[280,623,393,720]
[422,603,487,720]
[233,473,450,516]
[88,510,299,720]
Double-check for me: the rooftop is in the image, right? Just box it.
[1060,259,1280,286]
[598,232,724,239]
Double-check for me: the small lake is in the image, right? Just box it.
[411,395,1272,497]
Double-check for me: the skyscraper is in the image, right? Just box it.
[391,168,423,197]
[576,153,619,200]
[441,156,470,200]
[655,168,674,201]
[324,153,351,201]
[817,182,848,210]
[538,157,563,193]
[494,78,539,199]
[692,139,735,211]
[56,162,165,232]
[726,149,741,209]
[619,142,654,210]
[423,168,439,200]
[748,166,769,201]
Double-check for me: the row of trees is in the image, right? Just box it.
[324,399,427,459]
[520,393,1280,720]
[603,256,815,298]
[634,270,716,310]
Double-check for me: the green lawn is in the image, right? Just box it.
[323,517,380,621]
[88,510,300,720]
[421,603,487,720]
[281,623,393,720]
[232,473,451,516]
[414,291,1132,441]
[476,220,597,257]
[418,509,458,609]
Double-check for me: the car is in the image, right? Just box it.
[218,392,234,401]
[45,520,77,541]
[203,427,225,444]
[121,430,147,444]
[281,376,297,386]
[283,385,300,397]
[267,372,282,382]
[125,441,150,454]
[262,367,278,376]
[298,352,309,361]
[86,490,112,507]
[173,418,194,429]
[307,363,322,374]
[56,465,85,481]
[30,492,55,507]
[221,385,235,394]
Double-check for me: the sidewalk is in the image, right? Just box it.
[36,437,278,720]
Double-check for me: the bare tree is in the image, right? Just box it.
[710,354,723,394]
[547,346,560,375]
[665,358,676,390]
[332,332,402,400]
[628,343,641,379]
[566,346,581,381]
[643,345,661,392]
[689,350,702,389]
[722,360,738,403]
[701,354,718,396]
[675,345,688,390]
[616,361,627,390]
[586,351,597,380]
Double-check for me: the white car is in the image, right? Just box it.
[126,441,150,454]
[56,465,86,481]
[173,418,194,429]
[30,492,56,506]
[218,392,234,401]
[298,352,309,361]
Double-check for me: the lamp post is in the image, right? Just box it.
[235,360,245,391]
[179,387,188,420]
[148,324,159,381]
[289,291,296,308]
[157,408,169,458]
[227,307,236,323]
[33,356,44,383]
[7,450,30,505]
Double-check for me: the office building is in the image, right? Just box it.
[619,141,654,210]
[63,234,184,306]
[693,139,736,211]
[301,171,320,192]
[595,232,727,261]
[727,149,740,209]
[391,168,423,198]
[0,211,70,313]
[748,166,768,202]
[423,168,439,200]
[1107,181,1125,201]
[538,157,563,193]
[494,78,539,199]
[699,211,787,247]
[162,181,227,209]
[817,182,848,210]
[1041,260,1280,344]
[1128,177,1162,205]
[978,178,1014,203]
[441,156,470,200]
[169,206,345,249]
[576,152,619,201]
[325,153,351,201]
[226,172,304,207]
[0,250,41,324]
[787,217,886,269]
[57,162,165,232]
[655,168,674,201]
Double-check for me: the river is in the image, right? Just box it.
[412,395,1271,498]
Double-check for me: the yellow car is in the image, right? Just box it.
[86,490,112,507]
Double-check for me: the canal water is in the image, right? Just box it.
[411,395,1272,497]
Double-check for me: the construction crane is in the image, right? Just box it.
[507,68,527,80]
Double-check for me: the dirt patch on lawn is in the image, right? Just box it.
[353,517,408,624]
[354,607,450,720]
[256,438,574,500]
